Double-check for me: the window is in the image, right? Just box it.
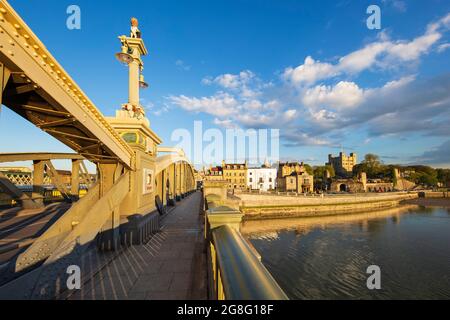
[249,178,253,183]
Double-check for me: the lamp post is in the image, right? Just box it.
[115,18,149,120]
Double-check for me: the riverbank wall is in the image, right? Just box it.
[235,192,418,220]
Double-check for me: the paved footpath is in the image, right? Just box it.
[66,191,207,300]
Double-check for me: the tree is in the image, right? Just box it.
[314,165,335,178]
[437,169,450,187]
[359,153,384,178]
[303,164,314,176]
[326,165,335,178]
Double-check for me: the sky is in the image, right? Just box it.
[1,0,450,170]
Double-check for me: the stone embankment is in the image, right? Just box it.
[234,192,418,219]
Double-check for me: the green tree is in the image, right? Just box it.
[358,153,384,178]
[304,164,314,176]
[314,165,335,178]
[326,165,335,177]
[437,169,450,187]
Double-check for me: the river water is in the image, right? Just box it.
[244,205,450,299]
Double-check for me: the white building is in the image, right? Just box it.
[247,166,277,191]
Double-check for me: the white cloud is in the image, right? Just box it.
[382,0,407,12]
[175,59,191,71]
[169,92,238,117]
[204,70,255,90]
[213,118,238,129]
[387,33,441,61]
[302,81,364,109]
[437,43,450,53]
[283,56,337,85]
[283,109,298,121]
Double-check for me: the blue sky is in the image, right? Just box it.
[1,0,450,170]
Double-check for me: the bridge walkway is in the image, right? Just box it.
[65,191,207,300]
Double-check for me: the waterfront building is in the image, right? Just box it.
[203,166,224,182]
[222,161,248,190]
[326,152,357,177]
[277,161,307,178]
[247,162,277,191]
[277,171,314,193]
[276,162,314,193]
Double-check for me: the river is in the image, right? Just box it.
[243,205,450,299]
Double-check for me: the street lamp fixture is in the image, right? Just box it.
[139,74,149,89]
[115,45,133,65]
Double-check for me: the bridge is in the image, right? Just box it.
[0,0,287,300]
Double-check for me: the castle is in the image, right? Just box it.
[326,152,357,177]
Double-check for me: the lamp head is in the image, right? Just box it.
[115,46,133,65]
[139,74,149,89]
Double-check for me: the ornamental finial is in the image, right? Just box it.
[130,17,141,38]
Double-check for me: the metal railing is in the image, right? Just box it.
[0,186,90,206]
[207,224,288,300]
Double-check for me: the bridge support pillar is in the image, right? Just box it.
[167,163,176,206]
[32,160,45,207]
[97,163,122,250]
[181,162,185,198]
[175,163,181,201]
[161,169,167,206]
[71,160,81,199]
